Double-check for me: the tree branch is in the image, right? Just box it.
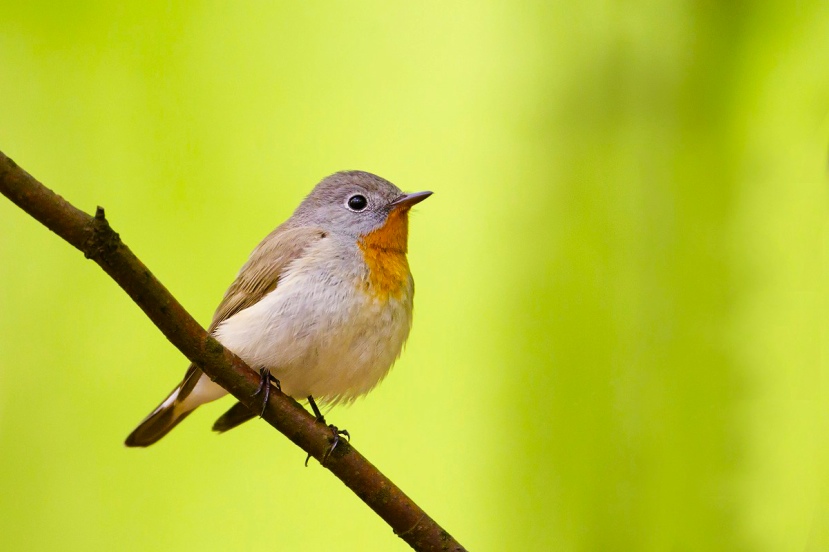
[0,150,465,552]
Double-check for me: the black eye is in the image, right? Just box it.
[347,194,368,211]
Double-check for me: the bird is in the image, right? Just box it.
[125,171,431,447]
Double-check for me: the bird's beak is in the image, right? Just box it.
[389,191,433,209]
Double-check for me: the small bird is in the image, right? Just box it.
[125,171,431,447]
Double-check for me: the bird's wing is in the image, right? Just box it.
[178,225,328,399]
[208,225,328,331]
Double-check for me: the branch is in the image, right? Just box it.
[0,150,465,552]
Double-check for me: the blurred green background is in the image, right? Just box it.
[2,2,829,551]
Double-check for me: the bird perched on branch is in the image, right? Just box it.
[125,171,431,447]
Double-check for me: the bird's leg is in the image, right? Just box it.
[305,395,350,467]
[307,395,326,423]
[251,367,280,417]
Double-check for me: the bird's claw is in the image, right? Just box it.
[251,367,280,417]
[305,424,351,467]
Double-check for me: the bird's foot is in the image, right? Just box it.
[305,395,350,467]
[251,367,280,417]
[306,425,351,467]
[322,424,351,465]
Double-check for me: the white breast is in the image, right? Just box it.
[213,237,413,404]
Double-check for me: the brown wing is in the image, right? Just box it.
[178,225,328,398]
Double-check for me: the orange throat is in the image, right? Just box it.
[358,207,411,300]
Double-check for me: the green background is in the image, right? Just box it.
[2,2,829,551]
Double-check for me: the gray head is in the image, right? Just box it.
[288,171,432,238]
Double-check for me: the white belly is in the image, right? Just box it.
[213,242,413,404]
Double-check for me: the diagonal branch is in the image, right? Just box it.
[0,150,465,552]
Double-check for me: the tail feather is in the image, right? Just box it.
[125,387,195,447]
[212,401,257,433]
[126,365,229,447]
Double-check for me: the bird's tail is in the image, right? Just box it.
[125,366,227,447]
[212,401,257,433]
[124,384,197,447]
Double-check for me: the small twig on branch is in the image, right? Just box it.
[0,150,466,552]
